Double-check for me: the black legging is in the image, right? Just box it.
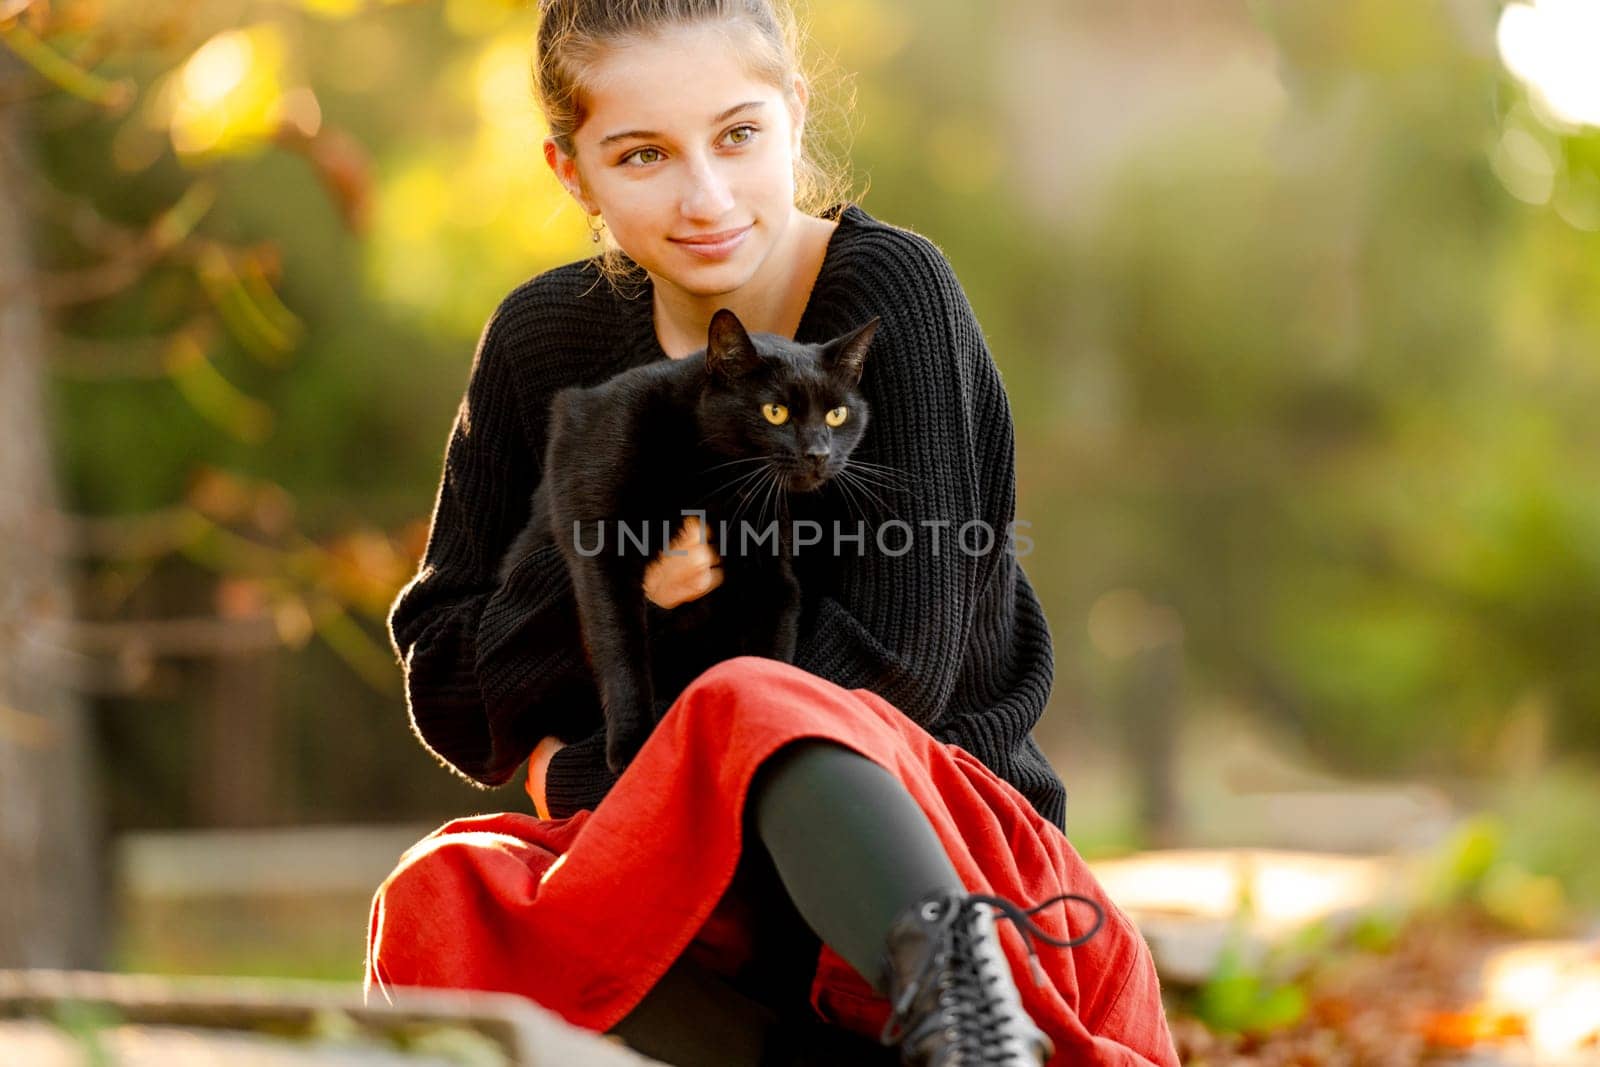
[605,739,968,1067]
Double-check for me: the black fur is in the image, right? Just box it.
[498,308,880,774]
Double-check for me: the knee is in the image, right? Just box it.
[695,653,779,681]
[668,655,790,726]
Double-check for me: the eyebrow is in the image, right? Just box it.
[597,101,766,148]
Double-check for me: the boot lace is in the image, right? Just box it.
[879,890,1106,1063]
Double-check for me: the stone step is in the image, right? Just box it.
[0,968,664,1066]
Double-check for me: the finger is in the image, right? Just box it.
[692,515,719,552]
[675,514,706,544]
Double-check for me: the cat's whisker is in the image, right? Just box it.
[842,459,916,485]
[828,470,873,525]
[759,467,784,532]
[704,469,771,503]
[828,475,880,521]
[827,479,857,522]
[747,470,777,526]
[727,472,764,526]
[779,485,794,537]
[845,459,908,472]
[834,468,895,518]
[840,467,911,494]
[729,464,778,531]
[754,468,776,530]
[841,461,915,490]
[700,455,771,475]
[711,463,773,501]
[706,453,785,495]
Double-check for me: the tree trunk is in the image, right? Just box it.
[0,64,106,968]
[194,647,280,827]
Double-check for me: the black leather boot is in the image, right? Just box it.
[876,887,1105,1066]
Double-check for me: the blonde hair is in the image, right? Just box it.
[533,0,857,291]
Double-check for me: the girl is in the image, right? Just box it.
[367,2,1180,1065]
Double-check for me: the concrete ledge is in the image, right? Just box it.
[0,969,664,1065]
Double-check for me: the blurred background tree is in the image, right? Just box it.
[3,0,1599,975]
[1,40,102,969]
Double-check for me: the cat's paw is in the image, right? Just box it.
[605,719,650,776]
[767,618,799,662]
[767,609,801,663]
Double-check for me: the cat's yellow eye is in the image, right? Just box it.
[825,406,849,427]
[761,403,789,425]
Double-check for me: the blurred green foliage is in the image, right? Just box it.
[1194,943,1309,1036]
[1041,1,1600,785]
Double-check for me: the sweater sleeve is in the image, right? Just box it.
[792,232,1043,745]
[387,303,610,794]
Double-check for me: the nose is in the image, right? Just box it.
[805,443,830,472]
[681,154,735,221]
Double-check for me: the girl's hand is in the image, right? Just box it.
[527,735,567,819]
[643,514,723,609]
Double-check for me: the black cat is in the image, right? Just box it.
[499,308,880,774]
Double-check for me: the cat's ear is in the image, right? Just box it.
[824,316,879,387]
[705,308,762,381]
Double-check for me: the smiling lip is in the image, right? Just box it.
[670,224,753,259]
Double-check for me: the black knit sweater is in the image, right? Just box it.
[388,202,1067,829]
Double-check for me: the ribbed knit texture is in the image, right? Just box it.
[387,202,1066,829]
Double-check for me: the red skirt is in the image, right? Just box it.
[365,656,1179,1067]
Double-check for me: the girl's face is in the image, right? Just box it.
[545,23,806,299]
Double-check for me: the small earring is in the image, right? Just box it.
[587,213,604,244]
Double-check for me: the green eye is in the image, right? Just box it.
[762,403,789,425]
[825,406,848,427]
